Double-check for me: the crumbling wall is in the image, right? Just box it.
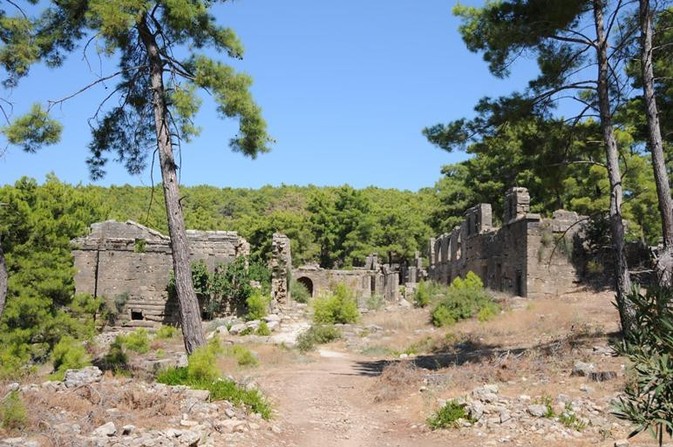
[428,188,582,298]
[71,220,248,326]
[269,233,291,308]
[292,253,399,305]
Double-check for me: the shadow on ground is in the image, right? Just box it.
[351,330,621,377]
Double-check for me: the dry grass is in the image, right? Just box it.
[371,361,422,403]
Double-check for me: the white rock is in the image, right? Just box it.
[92,421,117,437]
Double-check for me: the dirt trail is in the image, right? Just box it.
[259,349,455,447]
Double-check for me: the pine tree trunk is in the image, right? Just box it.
[0,234,6,318]
[640,0,673,286]
[593,0,635,335]
[138,17,205,354]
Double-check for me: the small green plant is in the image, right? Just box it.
[534,394,555,418]
[156,339,270,419]
[226,345,259,367]
[245,291,270,321]
[186,339,223,382]
[49,336,92,381]
[290,279,311,304]
[256,321,271,336]
[1,391,27,430]
[559,403,587,431]
[102,338,129,374]
[413,281,431,308]
[477,301,500,322]
[297,325,342,353]
[313,283,360,324]
[155,325,178,339]
[118,328,150,354]
[427,400,472,429]
[134,238,147,253]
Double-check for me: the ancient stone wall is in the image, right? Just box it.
[428,188,582,298]
[292,254,400,305]
[71,221,248,326]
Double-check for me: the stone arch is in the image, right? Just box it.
[296,276,314,297]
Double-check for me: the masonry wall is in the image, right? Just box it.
[428,190,581,298]
[292,265,399,305]
[71,221,248,326]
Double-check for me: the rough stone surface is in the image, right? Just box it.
[428,187,585,298]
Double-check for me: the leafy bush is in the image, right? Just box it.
[430,272,499,327]
[1,391,27,430]
[297,325,342,353]
[186,339,223,382]
[226,345,259,367]
[427,400,472,429]
[413,281,431,308]
[256,321,271,336]
[156,339,271,419]
[612,286,673,444]
[245,291,270,321]
[102,338,129,374]
[313,284,359,324]
[117,328,150,354]
[290,279,311,304]
[155,325,178,339]
[50,336,91,381]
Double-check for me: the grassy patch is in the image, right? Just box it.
[156,340,271,419]
[117,328,150,354]
[297,325,342,353]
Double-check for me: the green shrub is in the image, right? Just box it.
[1,391,27,430]
[156,338,271,420]
[256,321,271,336]
[102,338,129,374]
[186,339,223,382]
[245,291,270,321]
[49,336,91,381]
[297,325,342,353]
[413,281,431,308]
[226,345,259,367]
[430,272,499,327]
[427,400,472,429]
[118,328,150,354]
[313,284,359,324]
[612,286,673,443]
[290,279,311,304]
[155,325,178,340]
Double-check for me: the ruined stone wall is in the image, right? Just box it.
[71,221,248,326]
[428,188,582,298]
[292,260,399,306]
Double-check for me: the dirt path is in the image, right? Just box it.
[259,349,458,447]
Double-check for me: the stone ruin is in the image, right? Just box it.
[292,253,402,307]
[71,188,587,327]
[428,187,583,298]
[71,220,249,326]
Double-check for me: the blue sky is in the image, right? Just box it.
[0,0,533,191]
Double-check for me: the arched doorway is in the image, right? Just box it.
[296,276,314,297]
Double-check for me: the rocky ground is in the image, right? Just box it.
[1,289,669,447]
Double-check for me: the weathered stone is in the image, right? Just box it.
[64,366,103,388]
[572,361,596,377]
[527,405,549,418]
[93,422,117,437]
